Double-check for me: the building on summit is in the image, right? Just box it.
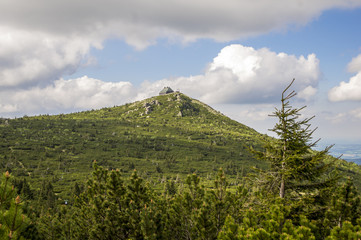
[159,87,174,95]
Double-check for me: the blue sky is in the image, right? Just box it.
[1,1,361,144]
[74,8,361,87]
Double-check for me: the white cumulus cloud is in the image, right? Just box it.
[0,1,360,89]
[0,76,135,116]
[0,27,102,88]
[298,86,318,101]
[0,44,321,116]
[329,53,361,102]
[140,45,320,104]
[347,54,361,72]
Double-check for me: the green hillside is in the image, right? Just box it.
[0,92,360,200]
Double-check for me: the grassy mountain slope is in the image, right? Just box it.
[0,92,360,200]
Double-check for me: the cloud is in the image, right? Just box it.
[298,86,318,101]
[0,76,135,116]
[323,106,361,123]
[238,107,273,122]
[140,45,320,104]
[324,112,348,124]
[0,1,360,89]
[347,54,361,72]
[329,53,361,102]
[328,73,361,101]
[0,27,102,88]
[0,44,320,116]
[350,108,361,119]
[1,1,360,45]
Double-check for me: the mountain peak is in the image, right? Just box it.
[121,92,225,120]
[62,92,257,142]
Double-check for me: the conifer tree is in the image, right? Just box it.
[71,163,160,239]
[0,171,29,239]
[166,174,206,239]
[326,221,361,240]
[210,169,233,236]
[252,79,337,200]
[218,201,317,239]
[324,178,361,229]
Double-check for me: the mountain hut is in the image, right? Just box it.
[159,87,174,95]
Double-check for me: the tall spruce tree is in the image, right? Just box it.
[252,79,337,200]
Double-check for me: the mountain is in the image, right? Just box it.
[1,92,361,199]
[349,159,361,165]
[315,143,361,162]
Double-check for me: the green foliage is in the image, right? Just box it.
[0,91,360,202]
[251,79,337,203]
[0,92,267,200]
[36,207,72,240]
[52,164,248,240]
[69,162,160,239]
[326,221,361,240]
[323,178,361,232]
[0,172,29,239]
[3,163,361,240]
[2,87,361,239]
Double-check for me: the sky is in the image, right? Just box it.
[1,0,361,145]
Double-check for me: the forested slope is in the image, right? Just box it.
[0,92,268,199]
[1,91,361,239]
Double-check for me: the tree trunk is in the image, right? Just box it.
[280,162,285,198]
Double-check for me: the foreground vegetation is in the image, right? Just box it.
[1,82,361,239]
[2,163,361,239]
